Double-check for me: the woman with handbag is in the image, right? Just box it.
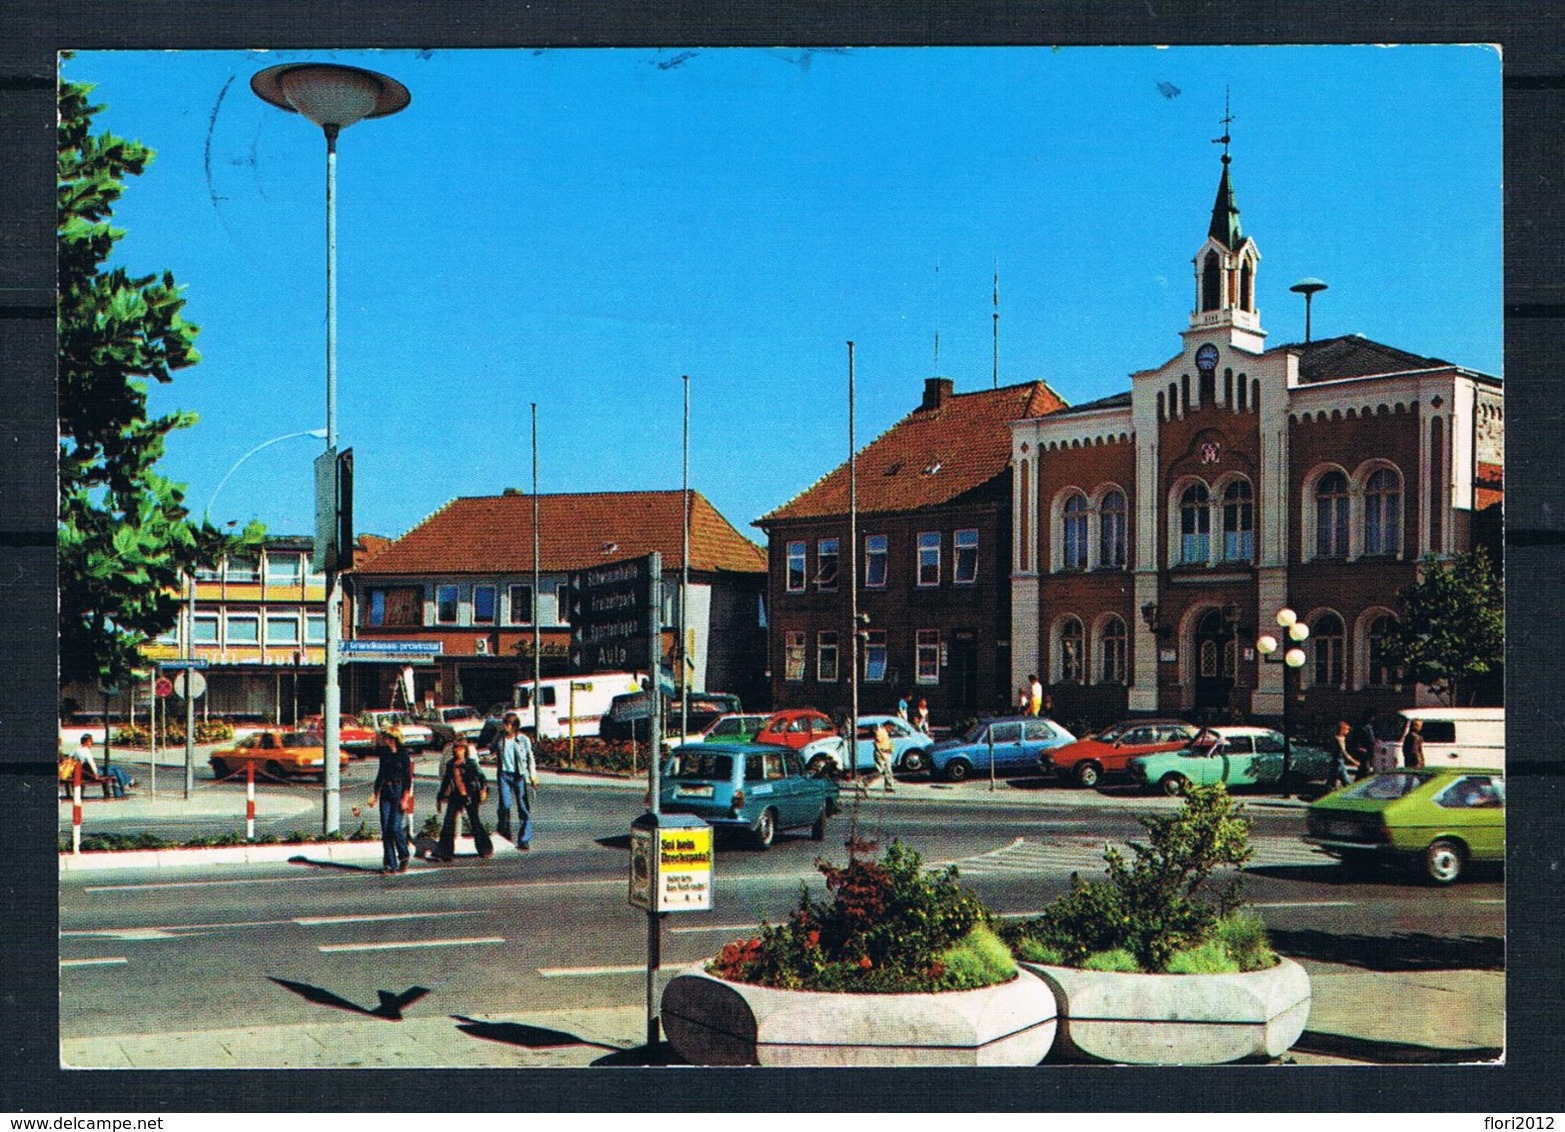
[431,739,493,861]
[368,730,415,874]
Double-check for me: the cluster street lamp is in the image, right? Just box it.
[252,62,410,833]
[184,428,326,798]
[1256,606,1309,798]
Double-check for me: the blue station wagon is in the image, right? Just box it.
[658,742,840,849]
[928,716,1076,782]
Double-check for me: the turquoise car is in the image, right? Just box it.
[659,742,840,850]
[1304,767,1504,883]
[1127,726,1334,795]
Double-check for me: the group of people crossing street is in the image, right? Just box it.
[368,712,539,874]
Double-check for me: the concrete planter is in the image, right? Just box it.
[661,964,1058,1067]
[1021,957,1311,1065]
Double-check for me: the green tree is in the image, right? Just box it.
[58,69,260,690]
[1378,550,1504,706]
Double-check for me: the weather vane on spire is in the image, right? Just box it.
[1212,88,1235,162]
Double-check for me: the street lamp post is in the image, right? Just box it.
[186,428,326,799]
[252,62,410,834]
[1256,607,1309,797]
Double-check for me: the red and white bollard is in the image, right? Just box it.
[246,760,256,842]
[71,762,83,855]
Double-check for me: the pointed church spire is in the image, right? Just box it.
[1207,92,1242,248]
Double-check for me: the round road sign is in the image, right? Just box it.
[173,670,207,699]
[154,677,174,698]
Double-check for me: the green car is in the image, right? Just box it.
[1304,767,1505,884]
[1126,726,1333,795]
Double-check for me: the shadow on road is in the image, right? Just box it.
[1270,927,1505,972]
[269,977,430,1019]
[287,855,385,873]
[592,1042,684,1066]
[452,1015,621,1052]
[1293,1028,1503,1065]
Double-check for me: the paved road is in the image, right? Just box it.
[59,777,1504,1067]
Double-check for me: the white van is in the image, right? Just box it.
[1375,707,1504,770]
[510,672,645,739]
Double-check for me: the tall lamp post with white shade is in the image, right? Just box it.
[184,427,326,799]
[251,62,410,833]
[1256,607,1309,797]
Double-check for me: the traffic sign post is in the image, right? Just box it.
[569,554,654,675]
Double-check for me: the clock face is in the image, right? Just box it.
[1195,344,1219,372]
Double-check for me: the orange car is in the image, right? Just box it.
[210,729,350,780]
[751,709,840,750]
[1048,719,1199,788]
[300,714,377,754]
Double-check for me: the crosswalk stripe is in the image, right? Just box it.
[942,836,1330,876]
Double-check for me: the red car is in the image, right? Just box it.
[300,713,377,755]
[1048,719,1199,788]
[752,709,840,750]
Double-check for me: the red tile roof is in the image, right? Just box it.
[759,380,1067,523]
[355,491,766,576]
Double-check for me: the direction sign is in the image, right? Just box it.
[340,640,442,657]
[569,554,654,674]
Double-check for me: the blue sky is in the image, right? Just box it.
[68,46,1502,545]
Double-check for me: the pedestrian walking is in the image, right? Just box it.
[492,713,538,849]
[1028,675,1043,717]
[872,720,896,793]
[914,698,930,735]
[1348,709,1377,779]
[896,695,909,723]
[368,730,414,874]
[431,739,493,861]
[1016,686,1029,712]
[1190,726,1224,758]
[1326,720,1358,791]
[1401,718,1425,769]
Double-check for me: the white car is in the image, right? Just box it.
[357,709,437,752]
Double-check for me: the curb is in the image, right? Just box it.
[58,839,385,872]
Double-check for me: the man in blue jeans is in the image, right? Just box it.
[369,730,414,873]
[492,714,538,849]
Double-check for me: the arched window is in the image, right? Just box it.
[1062,493,1089,570]
[1221,480,1254,562]
[1240,260,1253,311]
[1180,483,1211,564]
[1099,617,1127,685]
[1017,459,1031,571]
[1367,614,1398,687]
[1099,490,1127,569]
[1364,467,1403,556]
[1202,251,1222,311]
[1059,617,1085,685]
[1314,471,1350,559]
[1311,613,1345,688]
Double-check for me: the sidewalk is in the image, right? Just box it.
[58,969,1504,1068]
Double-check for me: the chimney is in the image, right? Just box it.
[921,377,954,411]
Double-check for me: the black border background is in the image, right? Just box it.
[3,0,1560,1114]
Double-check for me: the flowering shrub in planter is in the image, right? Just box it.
[110,718,235,748]
[661,837,1058,1066]
[1000,784,1311,1064]
[533,737,641,775]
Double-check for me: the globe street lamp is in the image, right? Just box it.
[184,428,326,799]
[1256,607,1309,797]
[252,62,410,833]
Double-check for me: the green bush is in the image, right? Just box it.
[1163,940,1238,975]
[937,924,1017,989]
[62,822,374,853]
[109,718,236,748]
[1000,784,1272,974]
[707,837,1006,993]
[1082,949,1143,973]
[1214,913,1277,972]
[534,736,642,775]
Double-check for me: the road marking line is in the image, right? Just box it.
[295,911,479,926]
[85,876,329,894]
[60,957,127,967]
[538,964,649,978]
[318,936,505,953]
[1251,901,1358,909]
[668,923,765,935]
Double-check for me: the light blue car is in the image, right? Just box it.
[659,742,840,849]
[798,714,936,776]
[928,716,1076,782]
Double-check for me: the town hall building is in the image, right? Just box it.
[1009,146,1503,731]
